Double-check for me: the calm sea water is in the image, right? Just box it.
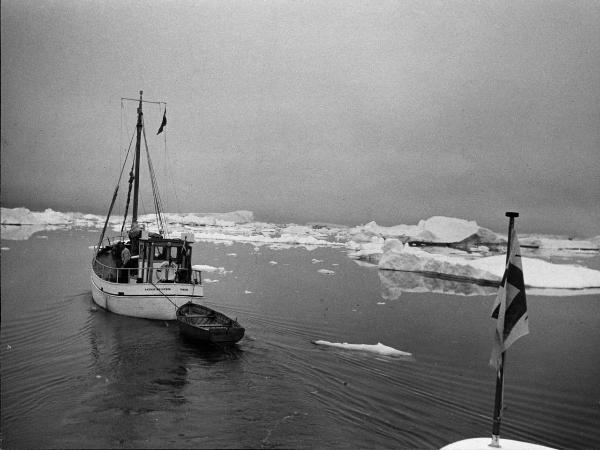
[1,229,599,449]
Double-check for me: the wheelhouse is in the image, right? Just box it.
[137,235,196,284]
[92,231,200,286]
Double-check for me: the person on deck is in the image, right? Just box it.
[114,242,129,283]
[128,221,142,256]
[121,245,131,267]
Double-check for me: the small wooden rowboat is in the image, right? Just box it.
[176,302,245,344]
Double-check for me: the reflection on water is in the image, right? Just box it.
[54,311,248,448]
[379,269,498,299]
[379,268,600,298]
[1,231,599,449]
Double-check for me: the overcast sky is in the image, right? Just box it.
[1,0,599,236]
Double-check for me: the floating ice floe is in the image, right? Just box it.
[379,240,600,290]
[191,264,226,274]
[313,340,412,357]
[1,224,62,240]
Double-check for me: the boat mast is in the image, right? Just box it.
[131,90,143,225]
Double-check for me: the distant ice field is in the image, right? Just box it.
[2,207,599,293]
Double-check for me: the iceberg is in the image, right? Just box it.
[379,239,600,290]
[348,216,502,245]
[162,210,254,226]
[346,237,385,261]
[520,234,599,250]
[1,224,55,241]
[519,235,599,259]
[346,216,507,263]
[0,207,105,227]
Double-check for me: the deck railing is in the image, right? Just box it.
[96,234,128,249]
[92,258,202,285]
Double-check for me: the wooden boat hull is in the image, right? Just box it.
[90,270,203,320]
[176,302,244,344]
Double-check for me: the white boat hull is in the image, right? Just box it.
[90,270,203,320]
[440,438,557,450]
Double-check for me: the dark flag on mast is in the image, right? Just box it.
[157,109,167,134]
[490,227,529,369]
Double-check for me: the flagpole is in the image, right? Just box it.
[490,211,519,447]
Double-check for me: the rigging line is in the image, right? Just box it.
[112,128,136,213]
[142,119,168,237]
[161,104,181,213]
[116,129,137,235]
[120,99,123,169]
[149,281,180,310]
[143,124,163,233]
[96,128,137,251]
[120,156,136,235]
[121,101,133,156]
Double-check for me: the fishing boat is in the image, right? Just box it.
[176,302,245,344]
[90,91,204,320]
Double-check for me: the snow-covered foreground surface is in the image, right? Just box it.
[2,207,600,292]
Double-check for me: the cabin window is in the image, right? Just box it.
[153,246,167,260]
[150,244,181,262]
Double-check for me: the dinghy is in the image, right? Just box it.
[176,302,245,344]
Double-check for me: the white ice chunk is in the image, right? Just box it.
[379,240,600,289]
[313,340,412,357]
[191,264,226,274]
[417,216,479,242]
[520,235,598,251]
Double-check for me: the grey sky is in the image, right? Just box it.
[1,0,599,236]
